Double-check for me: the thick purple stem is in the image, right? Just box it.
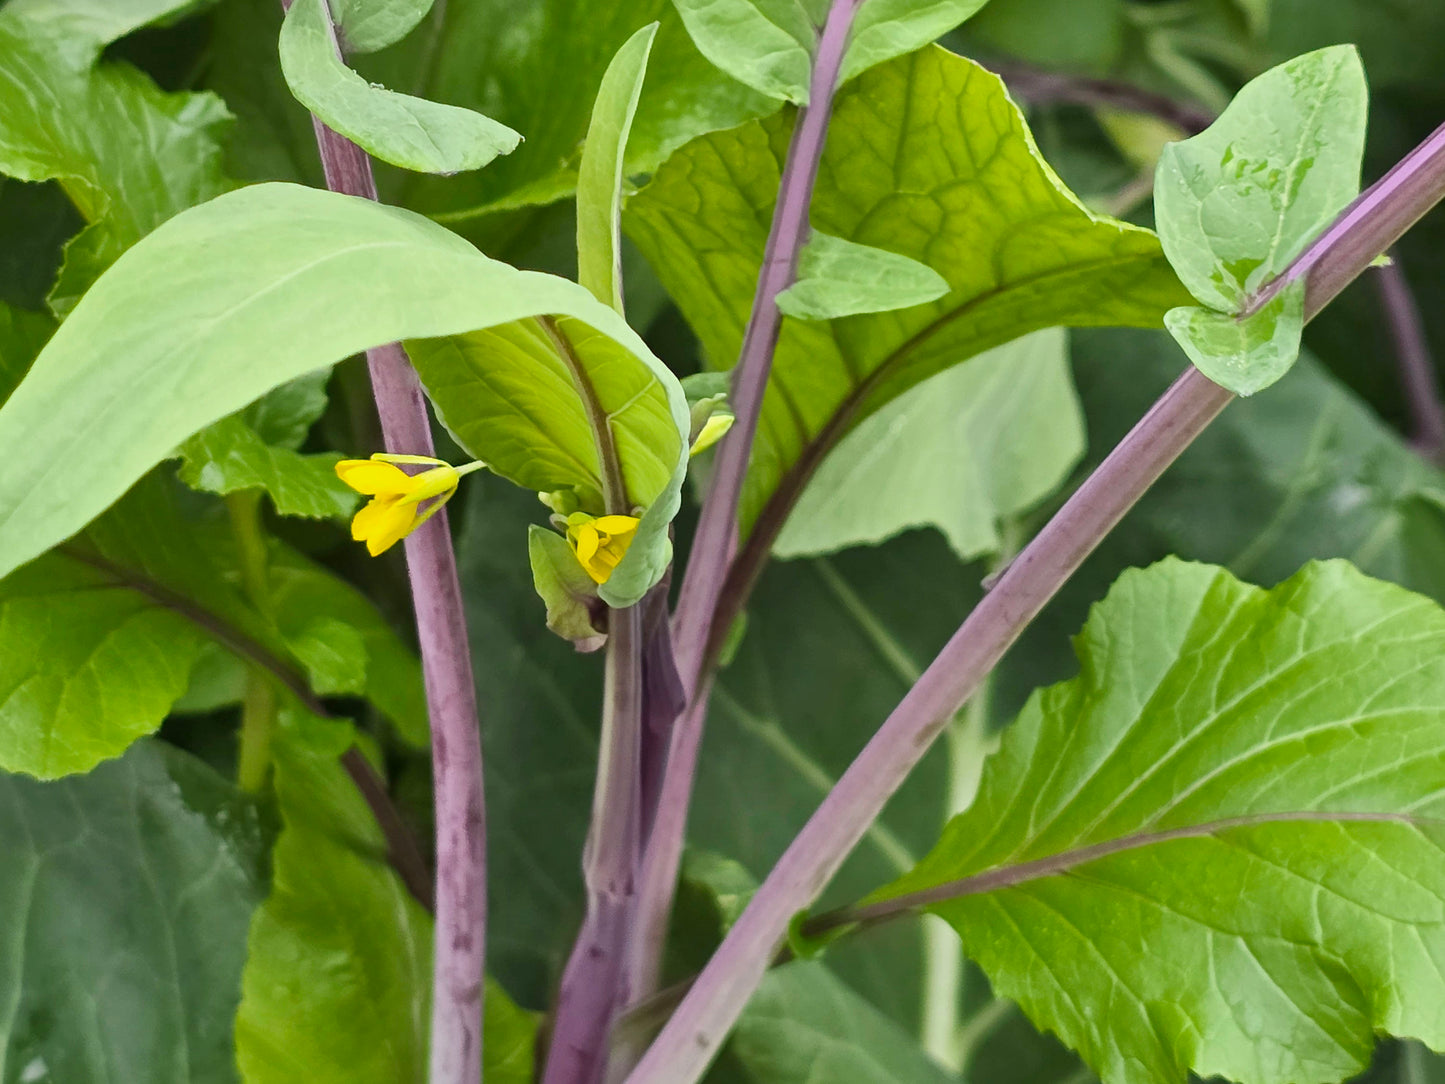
[1376,257,1445,460]
[624,118,1445,1084]
[285,8,488,1078]
[632,0,863,1009]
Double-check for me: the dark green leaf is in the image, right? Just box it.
[0,301,51,406]
[628,45,1188,537]
[0,738,268,1083]
[883,558,1445,1084]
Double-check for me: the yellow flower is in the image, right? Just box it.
[335,454,484,556]
[565,511,641,584]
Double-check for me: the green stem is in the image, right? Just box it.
[226,490,279,792]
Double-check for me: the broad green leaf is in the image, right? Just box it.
[841,0,993,83]
[671,0,821,105]
[578,23,659,313]
[0,13,232,309]
[236,734,540,1083]
[0,181,688,607]
[176,418,356,519]
[0,738,268,1084]
[879,558,1445,1084]
[1154,45,1367,313]
[1,0,213,44]
[774,328,1081,559]
[1164,282,1305,396]
[0,178,81,309]
[627,45,1188,537]
[528,524,608,652]
[278,0,521,175]
[330,0,433,54]
[775,230,950,320]
[0,476,235,777]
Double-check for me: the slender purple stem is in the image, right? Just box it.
[623,118,1445,1084]
[985,60,1216,135]
[632,0,863,1009]
[1376,257,1445,460]
[281,4,488,1079]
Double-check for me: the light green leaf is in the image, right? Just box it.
[774,328,1080,559]
[0,476,238,778]
[330,0,433,54]
[1,0,214,45]
[628,45,1188,538]
[1154,45,1367,313]
[0,738,269,1084]
[578,22,659,314]
[775,230,950,320]
[671,0,819,105]
[0,13,232,308]
[529,524,608,652]
[1164,282,1305,395]
[176,417,356,519]
[841,0,993,83]
[0,182,688,607]
[278,0,521,175]
[236,735,538,1083]
[879,558,1445,1084]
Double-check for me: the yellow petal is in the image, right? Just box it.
[336,460,417,496]
[572,522,601,565]
[593,515,640,539]
[399,465,460,505]
[350,496,418,555]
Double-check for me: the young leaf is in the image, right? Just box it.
[578,22,659,314]
[877,558,1445,1084]
[0,12,232,308]
[773,329,1081,559]
[236,735,539,1083]
[671,0,823,105]
[1164,282,1306,396]
[528,524,608,652]
[0,739,269,1083]
[329,0,434,54]
[278,0,521,175]
[841,0,992,83]
[774,230,950,320]
[627,45,1188,538]
[1154,44,1368,313]
[0,182,688,608]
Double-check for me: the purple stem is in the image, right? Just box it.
[1376,257,1445,460]
[623,117,1445,1084]
[284,5,488,1078]
[985,59,1216,135]
[632,0,863,1007]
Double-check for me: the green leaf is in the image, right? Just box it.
[1,0,214,45]
[0,301,52,405]
[0,182,688,608]
[330,0,433,54]
[775,230,950,320]
[0,13,232,309]
[1154,45,1367,313]
[841,0,992,83]
[236,735,539,1083]
[278,0,521,175]
[578,22,659,313]
[176,417,357,519]
[879,558,1445,1084]
[730,962,958,1084]
[0,738,269,1083]
[528,524,608,652]
[627,45,1188,539]
[0,476,232,778]
[1164,281,1306,396]
[670,0,820,105]
[959,0,1125,72]
[774,328,1081,559]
